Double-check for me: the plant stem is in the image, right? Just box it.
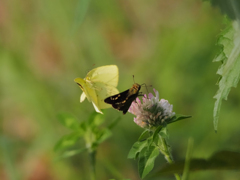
[182,138,194,180]
[89,150,96,180]
[158,135,181,180]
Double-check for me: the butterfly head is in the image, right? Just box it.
[129,83,141,95]
[74,78,84,89]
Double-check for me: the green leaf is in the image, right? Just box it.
[152,126,162,141]
[87,112,99,126]
[213,21,240,131]
[57,113,79,130]
[159,127,168,139]
[54,133,82,151]
[96,128,112,144]
[87,112,105,127]
[168,114,192,124]
[138,146,160,178]
[79,121,87,132]
[150,150,240,177]
[0,136,19,180]
[109,179,131,180]
[71,0,91,33]
[92,113,105,126]
[138,130,149,141]
[108,117,121,130]
[210,0,240,20]
[127,140,148,159]
[149,126,162,147]
[55,147,87,160]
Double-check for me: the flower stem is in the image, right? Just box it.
[158,135,181,180]
[89,150,96,180]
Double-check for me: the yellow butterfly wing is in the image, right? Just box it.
[74,77,104,113]
[86,65,119,87]
[93,82,119,109]
[74,78,95,102]
[74,65,119,114]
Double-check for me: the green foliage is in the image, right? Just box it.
[56,148,87,160]
[0,137,19,180]
[57,113,80,130]
[167,114,192,125]
[128,132,160,179]
[138,130,149,141]
[150,150,240,177]
[55,112,119,157]
[213,20,240,131]
[182,138,194,180]
[1,0,237,179]
[54,132,82,151]
[73,0,91,30]
[138,146,160,179]
[209,0,240,20]
[127,140,148,160]
[128,130,158,178]
[128,114,190,179]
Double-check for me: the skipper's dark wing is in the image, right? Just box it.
[111,93,139,114]
[104,83,141,114]
[104,89,129,103]
[104,90,138,114]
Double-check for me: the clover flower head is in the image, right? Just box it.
[128,89,175,129]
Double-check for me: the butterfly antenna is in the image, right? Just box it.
[132,75,135,83]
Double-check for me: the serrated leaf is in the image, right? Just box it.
[57,113,79,130]
[127,140,148,159]
[54,132,82,151]
[213,21,240,131]
[138,146,160,178]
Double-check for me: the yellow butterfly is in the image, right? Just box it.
[74,65,119,114]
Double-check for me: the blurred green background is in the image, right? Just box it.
[1,0,240,179]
